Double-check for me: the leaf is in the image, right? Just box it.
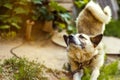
[11,23,21,29]
[59,13,71,24]
[6,16,22,23]
[14,7,29,14]
[0,25,10,29]
[67,25,77,34]
[3,3,13,9]
[74,0,88,8]
[32,15,38,21]
[60,13,71,19]
[31,0,42,4]
[49,0,66,12]
[84,0,89,3]
[18,0,28,5]
[39,6,48,15]
[67,25,73,31]
[55,22,66,29]
[0,15,10,20]
[45,14,54,21]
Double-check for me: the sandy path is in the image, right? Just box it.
[0,39,68,70]
[103,36,120,53]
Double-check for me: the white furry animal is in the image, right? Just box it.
[63,1,111,80]
[63,33,105,80]
[76,0,112,35]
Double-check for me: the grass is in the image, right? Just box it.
[82,60,120,80]
[0,57,48,80]
[105,20,120,38]
[0,57,120,80]
[0,57,69,80]
[99,61,120,80]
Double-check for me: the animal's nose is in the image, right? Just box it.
[68,35,75,44]
[68,35,73,39]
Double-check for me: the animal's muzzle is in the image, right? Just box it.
[68,35,76,44]
[68,35,85,49]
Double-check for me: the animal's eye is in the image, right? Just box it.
[79,35,87,40]
[79,35,84,38]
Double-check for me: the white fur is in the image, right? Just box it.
[69,1,108,79]
[90,43,105,80]
[76,0,112,35]
[74,34,82,45]
[73,70,84,80]
[73,72,82,80]
[68,34,105,80]
[103,6,112,23]
[86,0,111,24]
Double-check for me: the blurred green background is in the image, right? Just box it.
[105,0,120,38]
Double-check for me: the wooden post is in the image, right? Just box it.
[25,20,35,41]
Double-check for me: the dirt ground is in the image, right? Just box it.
[103,36,120,53]
[0,35,120,80]
[0,36,120,71]
[0,38,68,70]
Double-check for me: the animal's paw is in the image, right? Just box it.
[79,69,84,77]
[73,70,84,80]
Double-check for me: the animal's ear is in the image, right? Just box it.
[90,34,103,47]
[63,35,68,46]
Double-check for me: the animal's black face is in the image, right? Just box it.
[63,34,85,49]
[63,33,103,49]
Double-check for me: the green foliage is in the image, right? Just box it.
[0,0,29,40]
[49,0,76,34]
[11,23,21,29]
[59,13,71,24]
[31,0,43,4]
[0,0,74,36]
[31,0,54,21]
[82,67,91,80]
[98,61,119,80]
[105,20,120,38]
[117,0,120,18]
[49,0,66,13]
[0,57,119,80]
[67,25,77,34]
[0,25,10,29]
[0,57,48,80]
[82,61,120,80]
[14,7,29,14]
[0,0,28,29]
[31,0,68,22]
[0,64,2,73]
[1,31,17,39]
[74,0,89,8]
